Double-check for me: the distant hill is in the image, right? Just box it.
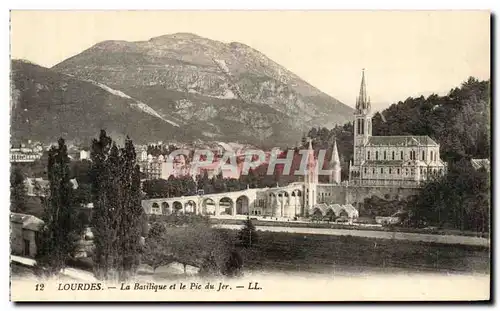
[48,33,353,145]
[10,60,189,145]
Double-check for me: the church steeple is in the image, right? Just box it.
[353,69,373,167]
[329,139,341,184]
[330,139,340,165]
[356,69,371,113]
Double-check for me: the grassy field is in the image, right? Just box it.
[61,227,490,277]
[222,230,490,275]
[211,218,490,238]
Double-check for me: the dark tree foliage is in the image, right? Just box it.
[90,130,144,281]
[409,159,490,233]
[35,138,83,276]
[10,166,27,213]
[238,218,258,248]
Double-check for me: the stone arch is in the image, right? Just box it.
[325,208,336,221]
[312,208,323,217]
[202,198,216,215]
[161,202,171,215]
[172,201,183,214]
[219,197,234,216]
[184,200,197,215]
[151,202,160,214]
[269,192,279,217]
[236,195,250,215]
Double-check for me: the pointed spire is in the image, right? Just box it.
[330,140,340,165]
[356,69,371,113]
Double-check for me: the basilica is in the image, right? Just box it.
[348,70,447,187]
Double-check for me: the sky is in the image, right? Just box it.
[10,10,490,111]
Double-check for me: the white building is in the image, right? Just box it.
[349,70,447,187]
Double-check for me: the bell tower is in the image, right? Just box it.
[353,69,372,166]
[304,139,318,213]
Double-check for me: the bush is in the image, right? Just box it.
[238,218,258,248]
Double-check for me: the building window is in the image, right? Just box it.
[401,151,403,160]
[392,151,395,160]
[364,167,367,174]
[361,119,365,135]
[389,168,392,174]
[430,151,434,161]
[384,151,387,160]
[405,169,409,175]
[381,168,384,174]
[397,168,401,174]
[375,151,379,160]
[367,151,370,160]
[422,150,425,161]
[372,168,375,174]
[420,168,423,174]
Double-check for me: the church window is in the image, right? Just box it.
[372,168,375,174]
[422,150,425,161]
[400,151,404,160]
[364,167,367,174]
[367,151,370,160]
[375,151,379,160]
[405,169,408,175]
[397,168,401,174]
[381,168,383,174]
[361,119,365,135]
[384,151,387,160]
[389,168,392,174]
[430,151,434,161]
[420,168,423,174]
[392,151,395,160]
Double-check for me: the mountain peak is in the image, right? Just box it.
[149,32,205,42]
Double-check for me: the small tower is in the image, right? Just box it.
[304,139,318,213]
[329,140,341,184]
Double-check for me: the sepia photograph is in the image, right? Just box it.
[8,10,491,302]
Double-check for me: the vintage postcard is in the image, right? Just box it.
[9,10,491,302]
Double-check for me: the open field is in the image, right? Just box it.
[222,230,490,275]
[210,217,490,238]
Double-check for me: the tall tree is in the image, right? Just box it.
[10,166,27,213]
[36,138,83,276]
[90,130,117,280]
[117,137,144,280]
[90,131,144,281]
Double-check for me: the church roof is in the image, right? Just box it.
[363,160,404,165]
[366,135,438,147]
[471,158,490,171]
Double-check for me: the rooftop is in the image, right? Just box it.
[367,136,438,147]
